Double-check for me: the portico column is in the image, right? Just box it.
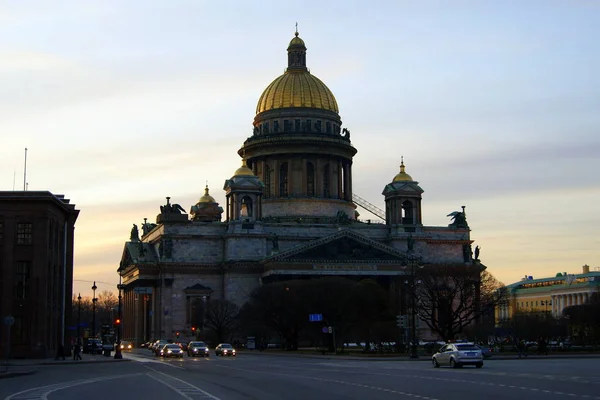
[337,160,343,199]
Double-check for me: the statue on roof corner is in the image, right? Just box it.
[474,245,480,260]
[160,196,186,215]
[447,210,469,229]
[130,224,139,242]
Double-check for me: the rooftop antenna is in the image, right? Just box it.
[23,147,28,191]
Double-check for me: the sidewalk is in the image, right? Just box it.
[0,353,130,379]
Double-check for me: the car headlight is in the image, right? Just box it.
[167,350,172,353]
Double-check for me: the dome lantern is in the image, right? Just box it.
[287,26,307,71]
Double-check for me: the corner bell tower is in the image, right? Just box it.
[383,158,424,228]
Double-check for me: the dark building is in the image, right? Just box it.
[0,191,79,358]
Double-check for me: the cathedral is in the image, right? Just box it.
[118,31,478,343]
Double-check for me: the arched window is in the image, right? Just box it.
[241,196,252,218]
[323,164,330,198]
[264,164,272,198]
[402,200,413,224]
[307,162,315,197]
[279,162,288,197]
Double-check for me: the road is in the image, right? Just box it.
[1,350,599,400]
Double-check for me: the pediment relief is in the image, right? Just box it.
[264,230,408,263]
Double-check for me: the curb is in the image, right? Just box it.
[4,358,132,368]
[0,370,37,379]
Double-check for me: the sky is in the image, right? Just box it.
[1,0,599,298]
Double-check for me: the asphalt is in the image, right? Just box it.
[2,349,598,379]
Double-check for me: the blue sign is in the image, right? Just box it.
[309,314,323,322]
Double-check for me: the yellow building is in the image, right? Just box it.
[496,265,600,324]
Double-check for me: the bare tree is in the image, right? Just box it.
[205,299,240,344]
[416,265,507,341]
[97,290,117,312]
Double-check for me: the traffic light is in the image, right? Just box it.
[396,315,408,328]
[191,326,196,332]
[115,318,121,325]
[176,332,180,338]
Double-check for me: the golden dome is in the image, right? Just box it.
[393,158,414,182]
[256,31,339,115]
[198,184,216,203]
[256,71,338,114]
[233,159,254,177]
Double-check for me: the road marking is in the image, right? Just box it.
[126,353,185,369]
[216,364,438,400]
[3,374,143,400]
[145,368,221,399]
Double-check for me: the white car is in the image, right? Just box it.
[432,343,483,368]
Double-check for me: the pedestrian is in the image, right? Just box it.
[74,341,82,360]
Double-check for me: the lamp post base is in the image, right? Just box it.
[114,346,123,359]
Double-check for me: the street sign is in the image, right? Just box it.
[4,315,14,326]
[309,314,323,322]
[134,287,153,294]
[322,327,329,333]
[328,326,333,334]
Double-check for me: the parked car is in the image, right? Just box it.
[215,343,236,357]
[160,343,184,358]
[187,341,210,357]
[432,343,483,368]
[476,345,493,358]
[83,338,102,354]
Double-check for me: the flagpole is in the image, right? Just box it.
[23,147,28,191]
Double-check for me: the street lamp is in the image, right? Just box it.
[201,295,207,335]
[114,264,124,359]
[77,293,82,342]
[92,281,98,341]
[407,257,424,359]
